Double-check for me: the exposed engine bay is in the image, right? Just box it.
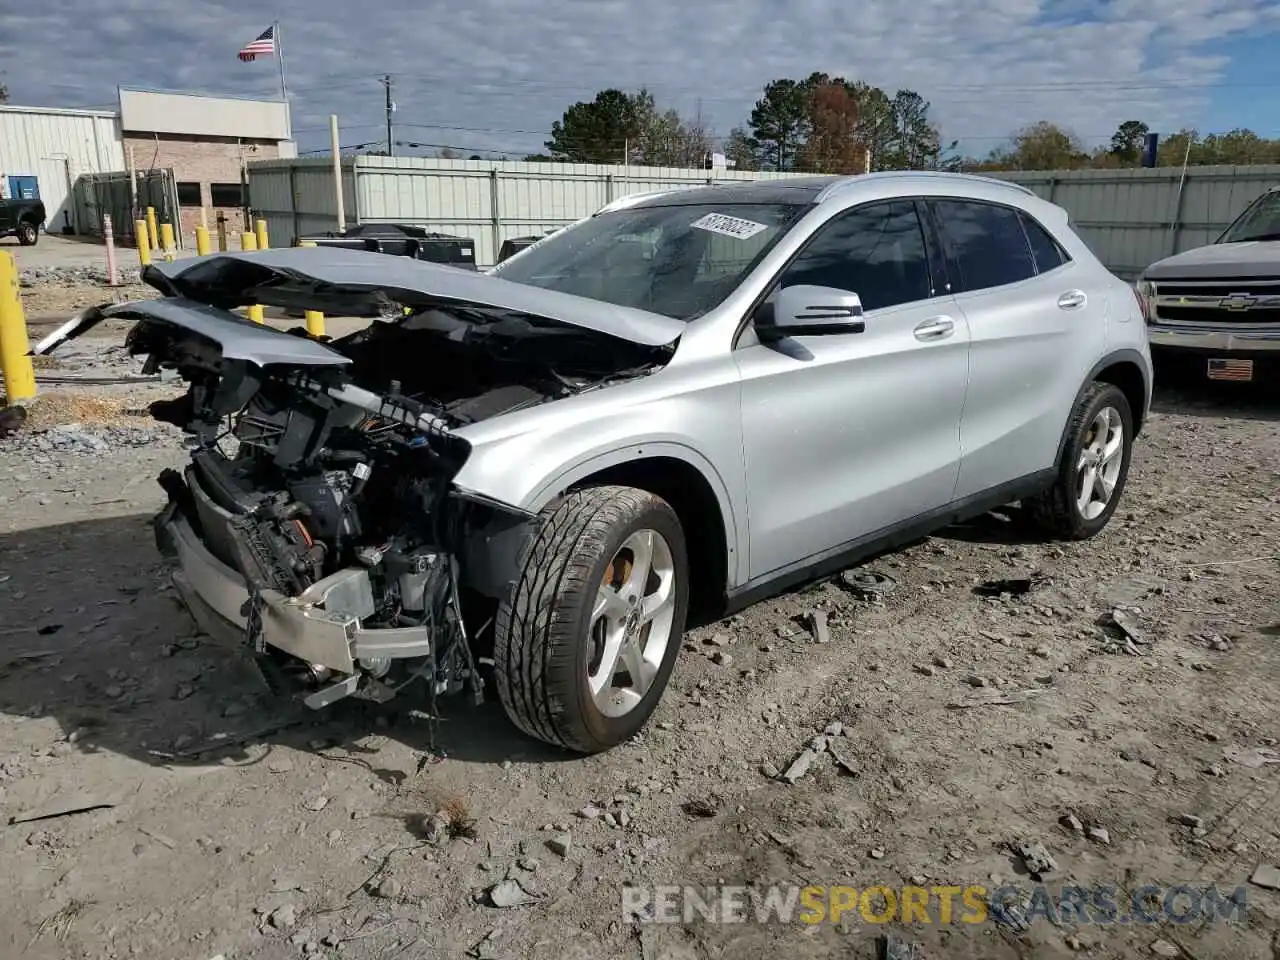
[36,249,677,711]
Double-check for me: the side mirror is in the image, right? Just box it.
[755,284,865,340]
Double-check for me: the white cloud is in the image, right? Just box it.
[0,0,1276,157]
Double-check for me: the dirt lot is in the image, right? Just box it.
[1,286,1279,960]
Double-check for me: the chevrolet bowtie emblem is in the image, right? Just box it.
[1220,293,1257,311]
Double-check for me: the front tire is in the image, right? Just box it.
[1028,382,1134,540]
[494,485,689,754]
[16,221,38,246]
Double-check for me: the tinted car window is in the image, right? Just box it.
[1020,211,1070,273]
[934,200,1035,291]
[780,201,932,311]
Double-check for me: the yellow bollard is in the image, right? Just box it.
[195,224,211,256]
[135,219,152,267]
[145,206,159,250]
[0,252,37,402]
[240,232,264,321]
[159,222,176,262]
[255,218,269,250]
[297,242,326,336]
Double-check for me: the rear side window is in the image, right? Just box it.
[933,199,1035,292]
[1020,211,1070,273]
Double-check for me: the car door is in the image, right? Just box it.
[733,199,970,583]
[928,199,1108,500]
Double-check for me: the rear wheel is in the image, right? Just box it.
[1028,382,1133,539]
[494,485,689,753]
[16,221,37,246]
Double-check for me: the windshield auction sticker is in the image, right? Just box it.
[689,213,769,240]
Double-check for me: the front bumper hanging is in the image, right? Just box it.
[154,500,434,709]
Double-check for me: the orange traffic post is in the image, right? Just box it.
[135,219,152,267]
[0,251,37,402]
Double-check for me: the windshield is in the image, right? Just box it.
[490,201,806,320]
[1218,190,1280,244]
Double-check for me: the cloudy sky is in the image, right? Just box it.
[4,0,1280,158]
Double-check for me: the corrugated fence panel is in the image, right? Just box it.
[248,158,359,246]
[991,165,1280,278]
[248,158,1280,273]
[248,155,815,265]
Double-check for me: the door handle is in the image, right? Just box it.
[1058,290,1087,309]
[913,316,955,341]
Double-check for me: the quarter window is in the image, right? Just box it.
[780,201,933,311]
[1019,211,1070,273]
[933,200,1035,291]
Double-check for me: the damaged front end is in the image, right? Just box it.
[37,249,678,711]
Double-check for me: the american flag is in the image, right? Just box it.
[1207,358,1253,382]
[238,25,276,61]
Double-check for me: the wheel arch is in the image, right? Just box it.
[550,450,737,622]
[1055,350,1150,467]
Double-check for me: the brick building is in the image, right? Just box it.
[119,88,294,239]
[0,87,294,244]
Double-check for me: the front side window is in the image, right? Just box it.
[778,200,933,311]
[490,201,805,320]
[933,199,1036,292]
[1217,190,1280,244]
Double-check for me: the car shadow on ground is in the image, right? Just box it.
[0,513,574,775]
[1151,370,1280,421]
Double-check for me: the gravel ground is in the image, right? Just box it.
[1,321,1278,960]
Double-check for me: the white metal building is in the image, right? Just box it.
[0,105,125,232]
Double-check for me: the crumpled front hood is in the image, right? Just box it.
[1144,240,1280,281]
[31,297,352,367]
[145,247,686,348]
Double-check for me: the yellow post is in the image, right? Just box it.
[255,218,269,250]
[145,206,159,250]
[159,222,176,262]
[298,240,326,337]
[135,219,152,267]
[0,252,37,402]
[195,224,211,256]
[240,232,264,321]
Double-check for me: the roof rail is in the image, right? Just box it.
[814,170,1037,203]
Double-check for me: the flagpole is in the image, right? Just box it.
[275,20,289,102]
[274,20,291,139]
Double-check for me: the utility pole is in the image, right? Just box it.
[381,75,395,157]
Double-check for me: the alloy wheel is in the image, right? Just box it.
[586,528,677,718]
[1075,406,1124,521]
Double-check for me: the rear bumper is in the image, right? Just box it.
[1147,324,1280,353]
[155,500,434,709]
